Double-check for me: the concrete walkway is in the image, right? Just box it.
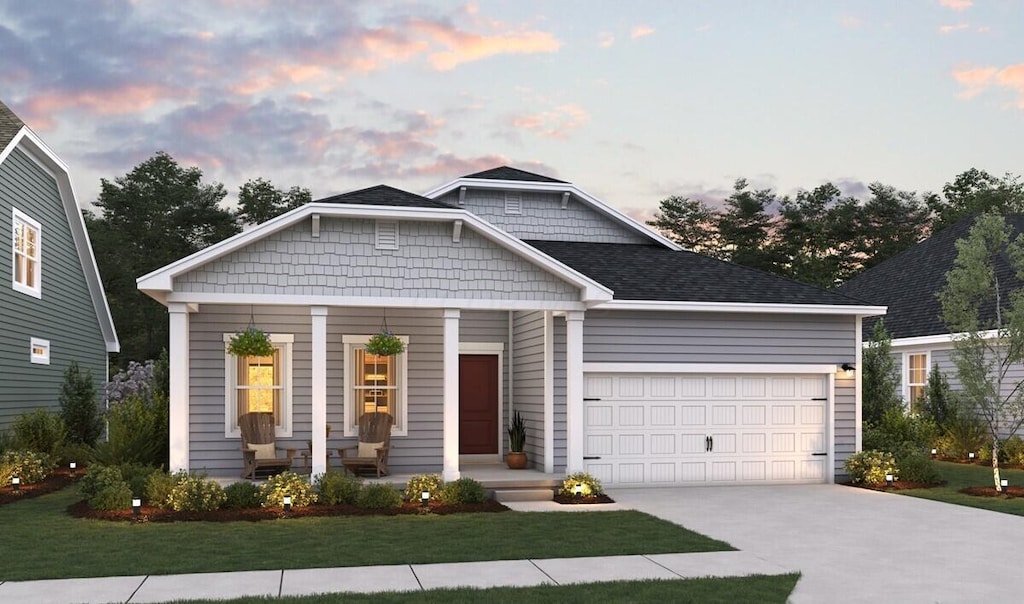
[0,551,791,603]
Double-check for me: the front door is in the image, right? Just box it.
[459,354,499,454]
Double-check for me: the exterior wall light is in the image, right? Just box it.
[840,363,855,377]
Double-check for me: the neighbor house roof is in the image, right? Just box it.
[0,100,25,150]
[317,184,453,209]
[836,214,1024,340]
[462,166,566,183]
[529,240,880,310]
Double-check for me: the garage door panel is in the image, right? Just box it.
[619,434,644,455]
[772,432,796,452]
[712,378,736,397]
[586,462,613,484]
[650,406,675,425]
[711,433,736,453]
[771,378,797,397]
[802,405,825,425]
[742,461,766,481]
[802,432,824,452]
[742,433,767,453]
[586,405,612,428]
[772,405,796,425]
[772,460,796,480]
[651,463,676,482]
[619,406,644,426]
[650,377,675,397]
[711,462,736,482]
[619,464,645,483]
[680,462,706,482]
[680,378,706,397]
[651,434,676,454]
[742,405,766,425]
[712,405,736,425]
[585,376,613,398]
[802,460,826,480]
[801,377,826,398]
[681,433,707,453]
[586,434,613,456]
[741,377,767,397]
[618,377,644,397]
[681,405,706,425]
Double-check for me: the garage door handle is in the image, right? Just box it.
[705,435,713,452]
[811,397,827,401]
[583,456,601,460]
[583,397,601,401]
[812,452,827,456]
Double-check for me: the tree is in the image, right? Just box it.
[856,183,931,271]
[646,195,722,256]
[929,169,1024,232]
[59,361,102,445]
[86,152,240,365]
[774,184,863,288]
[716,179,779,273]
[862,319,902,426]
[921,364,956,431]
[938,213,1024,491]
[236,178,311,226]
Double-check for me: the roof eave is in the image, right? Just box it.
[595,299,888,316]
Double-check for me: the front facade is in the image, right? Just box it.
[0,101,119,431]
[140,168,883,486]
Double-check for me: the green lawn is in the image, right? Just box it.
[170,575,801,604]
[0,486,733,581]
[896,461,1024,516]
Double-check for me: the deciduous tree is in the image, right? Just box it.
[236,177,311,225]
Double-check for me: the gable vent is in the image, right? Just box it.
[504,192,522,215]
[376,220,399,250]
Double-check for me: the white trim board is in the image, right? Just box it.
[583,363,842,374]
[890,329,999,349]
[162,292,589,312]
[596,299,886,316]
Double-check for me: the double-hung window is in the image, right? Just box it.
[343,335,408,436]
[12,209,41,298]
[906,352,928,413]
[224,333,293,437]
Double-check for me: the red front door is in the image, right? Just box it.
[459,354,499,454]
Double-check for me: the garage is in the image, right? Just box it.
[582,373,829,486]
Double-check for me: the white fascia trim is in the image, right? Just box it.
[889,329,1000,349]
[459,342,504,353]
[138,203,612,303]
[163,291,589,312]
[583,363,839,374]
[595,299,887,316]
[3,128,120,352]
[423,177,682,251]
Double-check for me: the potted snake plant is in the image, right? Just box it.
[506,411,527,469]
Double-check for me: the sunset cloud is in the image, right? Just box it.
[510,104,590,139]
[631,25,655,39]
[940,0,973,11]
[411,19,561,71]
[599,32,615,48]
[938,23,970,34]
[952,64,1024,107]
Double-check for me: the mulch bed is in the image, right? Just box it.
[960,485,1024,499]
[68,498,510,522]
[553,493,616,504]
[0,468,81,506]
[843,480,944,492]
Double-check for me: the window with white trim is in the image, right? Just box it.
[12,209,41,298]
[224,333,293,437]
[30,338,50,364]
[343,335,408,437]
[906,352,928,413]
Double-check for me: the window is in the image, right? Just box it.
[224,333,293,437]
[30,338,50,365]
[343,335,408,437]
[906,352,928,413]
[12,209,41,298]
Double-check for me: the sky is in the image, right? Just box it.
[1,0,1022,222]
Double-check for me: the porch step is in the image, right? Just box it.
[492,488,554,502]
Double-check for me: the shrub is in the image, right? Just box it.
[560,472,605,497]
[93,392,169,468]
[167,472,226,512]
[403,474,444,503]
[0,450,51,485]
[145,471,177,508]
[91,483,133,511]
[259,471,317,507]
[0,430,13,454]
[56,442,95,467]
[1000,436,1024,466]
[59,361,103,446]
[355,483,401,509]
[12,409,65,458]
[223,481,263,509]
[896,452,942,484]
[920,367,956,432]
[439,477,487,504]
[863,407,938,458]
[79,464,134,510]
[938,410,989,460]
[844,450,897,486]
[315,471,362,505]
[119,463,159,497]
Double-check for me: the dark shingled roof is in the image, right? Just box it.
[836,214,1024,340]
[528,240,871,306]
[463,166,566,183]
[316,185,454,209]
[0,99,26,150]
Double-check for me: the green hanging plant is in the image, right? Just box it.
[227,326,275,357]
[364,331,405,356]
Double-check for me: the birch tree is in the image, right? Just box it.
[938,213,1024,491]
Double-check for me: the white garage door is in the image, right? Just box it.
[583,373,828,486]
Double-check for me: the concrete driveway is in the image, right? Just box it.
[609,484,1024,603]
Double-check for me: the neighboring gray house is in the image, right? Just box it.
[0,100,119,431]
[837,215,1024,419]
[138,167,883,486]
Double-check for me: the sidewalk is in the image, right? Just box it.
[0,551,793,603]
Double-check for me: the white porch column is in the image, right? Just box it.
[442,309,461,480]
[565,311,585,473]
[543,312,554,473]
[311,306,328,477]
[168,303,191,473]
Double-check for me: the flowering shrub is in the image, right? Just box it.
[403,474,443,502]
[844,450,898,486]
[259,471,317,507]
[438,477,487,504]
[315,471,362,505]
[167,472,226,512]
[0,450,51,485]
[560,472,604,497]
[105,361,158,406]
[145,471,177,508]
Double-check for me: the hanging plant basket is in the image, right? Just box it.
[365,331,405,356]
[227,326,275,357]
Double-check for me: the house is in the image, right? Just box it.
[137,167,884,486]
[837,214,1024,415]
[0,100,119,432]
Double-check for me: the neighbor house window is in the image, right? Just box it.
[12,209,41,298]
[30,337,50,365]
[343,335,408,437]
[224,333,293,437]
[906,352,928,413]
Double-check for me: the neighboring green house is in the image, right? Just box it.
[0,100,119,433]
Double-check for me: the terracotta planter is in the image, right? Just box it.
[506,451,528,469]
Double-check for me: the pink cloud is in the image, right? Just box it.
[952,64,1024,107]
[939,23,969,33]
[510,104,590,139]
[838,15,863,29]
[20,85,189,130]
[940,0,973,11]
[599,32,615,48]
[631,25,655,39]
[409,19,561,71]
